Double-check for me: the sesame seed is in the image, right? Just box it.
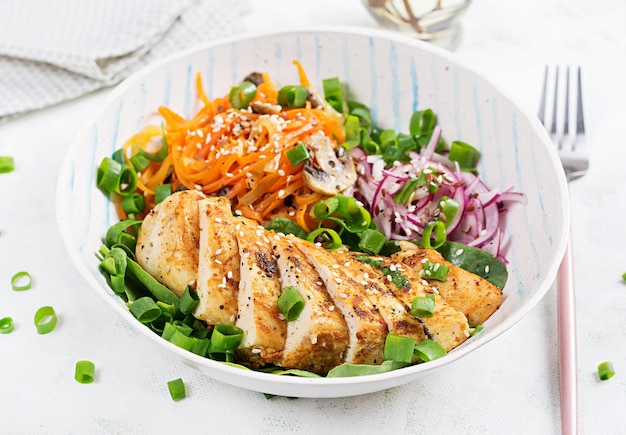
[214,217,223,223]
[329,305,335,311]
[251,348,262,354]
[278,190,285,198]
[386,275,393,282]
[235,224,241,230]
[225,172,234,177]
[315,242,322,247]
[389,264,397,272]
[310,335,318,344]
[332,271,339,278]
[277,169,285,176]
[215,248,223,255]
[240,231,244,237]
[421,279,429,286]
[332,264,340,269]
[339,293,348,298]
[215,259,223,265]
[344,261,351,267]
[234,210,243,216]
[485,265,490,273]
[455,248,464,256]
[227,271,233,279]
[363,273,369,279]
[335,278,343,284]
[316,281,323,286]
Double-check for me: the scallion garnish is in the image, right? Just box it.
[384,334,416,363]
[229,81,257,109]
[11,271,32,291]
[210,323,244,351]
[357,228,387,254]
[286,142,310,166]
[448,140,480,170]
[322,77,344,113]
[277,286,305,321]
[0,156,15,174]
[179,286,200,316]
[34,306,57,334]
[167,378,186,401]
[438,196,460,228]
[0,317,14,334]
[421,220,447,249]
[598,361,615,380]
[411,294,436,318]
[422,260,449,281]
[74,360,95,384]
[277,85,308,109]
[414,339,446,362]
[306,228,342,251]
[129,297,162,323]
[471,324,484,336]
[121,192,146,214]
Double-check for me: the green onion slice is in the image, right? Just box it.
[0,317,14,334]
[286,142,310,166]
[0,156,15,174]
[121,193,146,215]
[306,228,342,251]
[75,360,95,384]
[210,323,244,351]
[167,378,186,401]
[357,228,387,254]
[129,297,162,323]
[422,260,449,281]
[154,183,172,205]
[421,221,447,249]
[322,77,344,113]
[229,81,257,109]
[449,140,480,169]
[414,339,447,362]
[598,361,615,381]
[277,286,305,321]
[384,334,416,363]
[277,85,309,109]
[34,306,58,334]
[11,271,32,291]
[179,286,200,316]
[438,196,460,227]
[104,219,142,249]
[411,294,436,318]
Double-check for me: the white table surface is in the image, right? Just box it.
[1,0,625,433]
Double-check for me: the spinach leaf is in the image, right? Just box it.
[436,241,508,290]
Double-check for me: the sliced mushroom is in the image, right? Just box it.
[242,71,264,86]
[250,101,282,115]
[302,135,357,195]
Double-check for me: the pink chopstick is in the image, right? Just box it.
[557,235,578,434]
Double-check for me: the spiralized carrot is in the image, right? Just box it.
[121,64,349,229]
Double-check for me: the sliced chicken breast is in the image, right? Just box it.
[393,247,502,326]
[357,255,470,351]
[274,235,349,374]
[135,190,204,297]
[292,238,388,365]
[234,218,286,366]
[194,196,240,325]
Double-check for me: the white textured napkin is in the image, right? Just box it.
[0,0,249,119]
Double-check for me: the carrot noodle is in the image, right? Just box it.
[120,64,349,228]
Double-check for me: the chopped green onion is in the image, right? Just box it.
[129,297,162,323]
[598,361,615,381]
[277,85,308,109]
[104,219,142,250]
[154,183,172,205]
[116,165,138,196]
[138,126,169,163]
[393,178,421,204]
[409,109,437,137]
[229,81,257,109]
[129,152,151,172]
[167,328,197,351]
[322,77,344,113]
[210,323,244,351]
[471,324,484,336]
[421,221,447,249]
[167,378,186,401]
[126,258,179,307]
[313,197,340,220]
[112,148,126,164]
[438,196,460,228]
[622,272,626,282]
[327,360,408,377]
[422,260,449,281]
[357,228,387,254]
[342,115,361,150]
[34,306,58,334]
[0,317,14,334]
[74,360,95,384]
[449,140,480,170]
[97,157,122,193]
[307,228,342,251]
[121,192,146,214]
[277,286,305,321]
[265,217,308,239]
[286,142,310,166]
[414,339,447,362]
[11,271,32,291]
[384,334,416,363]
[411,294,436,318]
[0,156,15,174]
[179,286,199,316]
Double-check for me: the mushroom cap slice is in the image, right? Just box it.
[302,134,357,195]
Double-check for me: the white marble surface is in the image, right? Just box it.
[1,0,625,433]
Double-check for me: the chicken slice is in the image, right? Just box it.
[135,190,204,297]
[356,255,470,351]
[345,257,428,343]
[273,235,349,374]
[393,247,502,326]
[292,238,388,365]
[194,196,240,325]
[234,218,286,367]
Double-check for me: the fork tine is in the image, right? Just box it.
[576,66,586,137]
[564,66,570,140]
[550,65,559,137]
[538,65,548,125]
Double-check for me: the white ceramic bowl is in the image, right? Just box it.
[56,27,569,398]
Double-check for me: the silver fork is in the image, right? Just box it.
[538,65,588,435]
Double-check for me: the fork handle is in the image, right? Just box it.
[558,236,578,435]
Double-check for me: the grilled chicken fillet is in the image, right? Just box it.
[393,247,502,326]
[274,235,349,374]
[135,190,204,297]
